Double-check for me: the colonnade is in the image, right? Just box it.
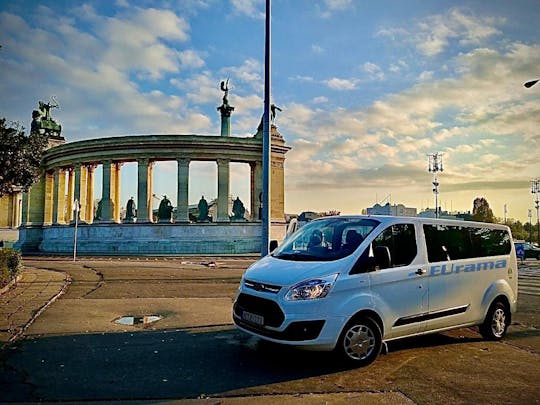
[21,158,264,226]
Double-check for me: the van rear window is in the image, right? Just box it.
[423,225,511,263]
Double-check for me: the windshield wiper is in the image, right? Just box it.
[273,252,322,261]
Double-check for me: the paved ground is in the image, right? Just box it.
[0,257,539,404]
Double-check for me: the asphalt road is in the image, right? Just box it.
[1,257,539,404]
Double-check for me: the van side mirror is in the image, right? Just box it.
[269,240,278,252]
[374,246,391,269]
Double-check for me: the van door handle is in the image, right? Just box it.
[415,268,426,275]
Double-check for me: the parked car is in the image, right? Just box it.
[514,242,540,260]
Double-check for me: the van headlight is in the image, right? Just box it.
[285,274,338,301]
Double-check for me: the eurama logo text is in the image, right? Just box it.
[430,259,507,276]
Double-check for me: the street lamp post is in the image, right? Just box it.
[528,209,533,243]
[261,0,271,257]
[73,199,80,262]
[532,179,540,245]
[428,153,443,219]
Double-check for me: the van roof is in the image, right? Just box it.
[315,215,510,230]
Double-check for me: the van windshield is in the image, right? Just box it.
[273,217,380,261]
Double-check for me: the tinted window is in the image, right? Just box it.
[423,224,511,262]
[372,224,417,269]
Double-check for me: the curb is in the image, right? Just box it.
[0,273,22,296]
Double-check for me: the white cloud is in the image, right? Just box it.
[178,49,205,69]
[312,44,324,53]
[230,0,264,18]
[319,0,353,18]
[363,62,384,80]
[378,8,504,57]
[325,77,359,90]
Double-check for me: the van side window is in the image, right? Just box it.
[372,224,417,269]
[423,225,511,262]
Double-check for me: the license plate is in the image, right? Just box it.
[242,310,264,326]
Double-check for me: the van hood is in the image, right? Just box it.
[244,255,351,287]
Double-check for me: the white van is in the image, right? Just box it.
[233,216,518,366]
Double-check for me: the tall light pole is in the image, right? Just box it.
[528,209,533,243]
[532,179,540,245]
[261,0,271,256]
[428,152,443,219]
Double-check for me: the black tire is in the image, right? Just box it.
[336,316,382,366]
[480,301,510,340]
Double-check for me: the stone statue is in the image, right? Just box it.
[197,196,209,222]
[95,199,103,220]
[257,104,282,131]
[157,195,173,222]
[31,98,62,138]
[220,79,229,104]
[217,79,234,118]
[231,197,246,221]
[124,197,136,222]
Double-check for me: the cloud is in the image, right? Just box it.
[230,0,264,19]
[325,77,359,90]
[377,8,504,57]
[363,62,385,80]
[178,49,205,69]
[319,0,353,18]
[311,44,324,53]
[280,40,540,202]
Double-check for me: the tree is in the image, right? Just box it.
[472,197,495,223]
[0,117,48,197]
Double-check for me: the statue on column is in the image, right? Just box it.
[257,104,282,132]
[217,79,235,118]
[231,197,247,221]
[197,196,209,222]
[157,195,173,222]
[124,197,136,223]
[31,97,63,138]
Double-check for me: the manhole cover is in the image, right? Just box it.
[114,315,163,326]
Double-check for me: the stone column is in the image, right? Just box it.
[66,168,74,223]
[20,191,29,226]
[100,160,113,222]
[137,158,151,223]
[217,159,230,222]
[79,166,88,222]
[250,161,263,221]
[72,163,82,223]
[57,169,67,224]
[111,162,122,222]
[176,158,190,223]
[86,165,95,223]
[52,168,61,224]
[43,170,54,225]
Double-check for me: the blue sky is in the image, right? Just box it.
[1,0,539,221]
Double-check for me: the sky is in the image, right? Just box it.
[1,0,539,222]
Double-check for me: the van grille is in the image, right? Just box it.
[233,293,285,327]
[244,279,281,294]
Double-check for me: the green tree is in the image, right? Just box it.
[0,117,48,197]
[472,197,495,223]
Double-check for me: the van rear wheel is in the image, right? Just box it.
[336,316,382,366]
[480,301,510,340]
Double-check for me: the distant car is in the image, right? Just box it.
[514,242,540,260]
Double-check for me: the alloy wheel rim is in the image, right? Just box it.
[344,324,375,360]
[491,308,506,337]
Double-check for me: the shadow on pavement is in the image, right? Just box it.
[0,327,492,402]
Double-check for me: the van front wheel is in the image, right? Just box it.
[336,316,382,366]
[480,301,510,340]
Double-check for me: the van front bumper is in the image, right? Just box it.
[233,292,346,349]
